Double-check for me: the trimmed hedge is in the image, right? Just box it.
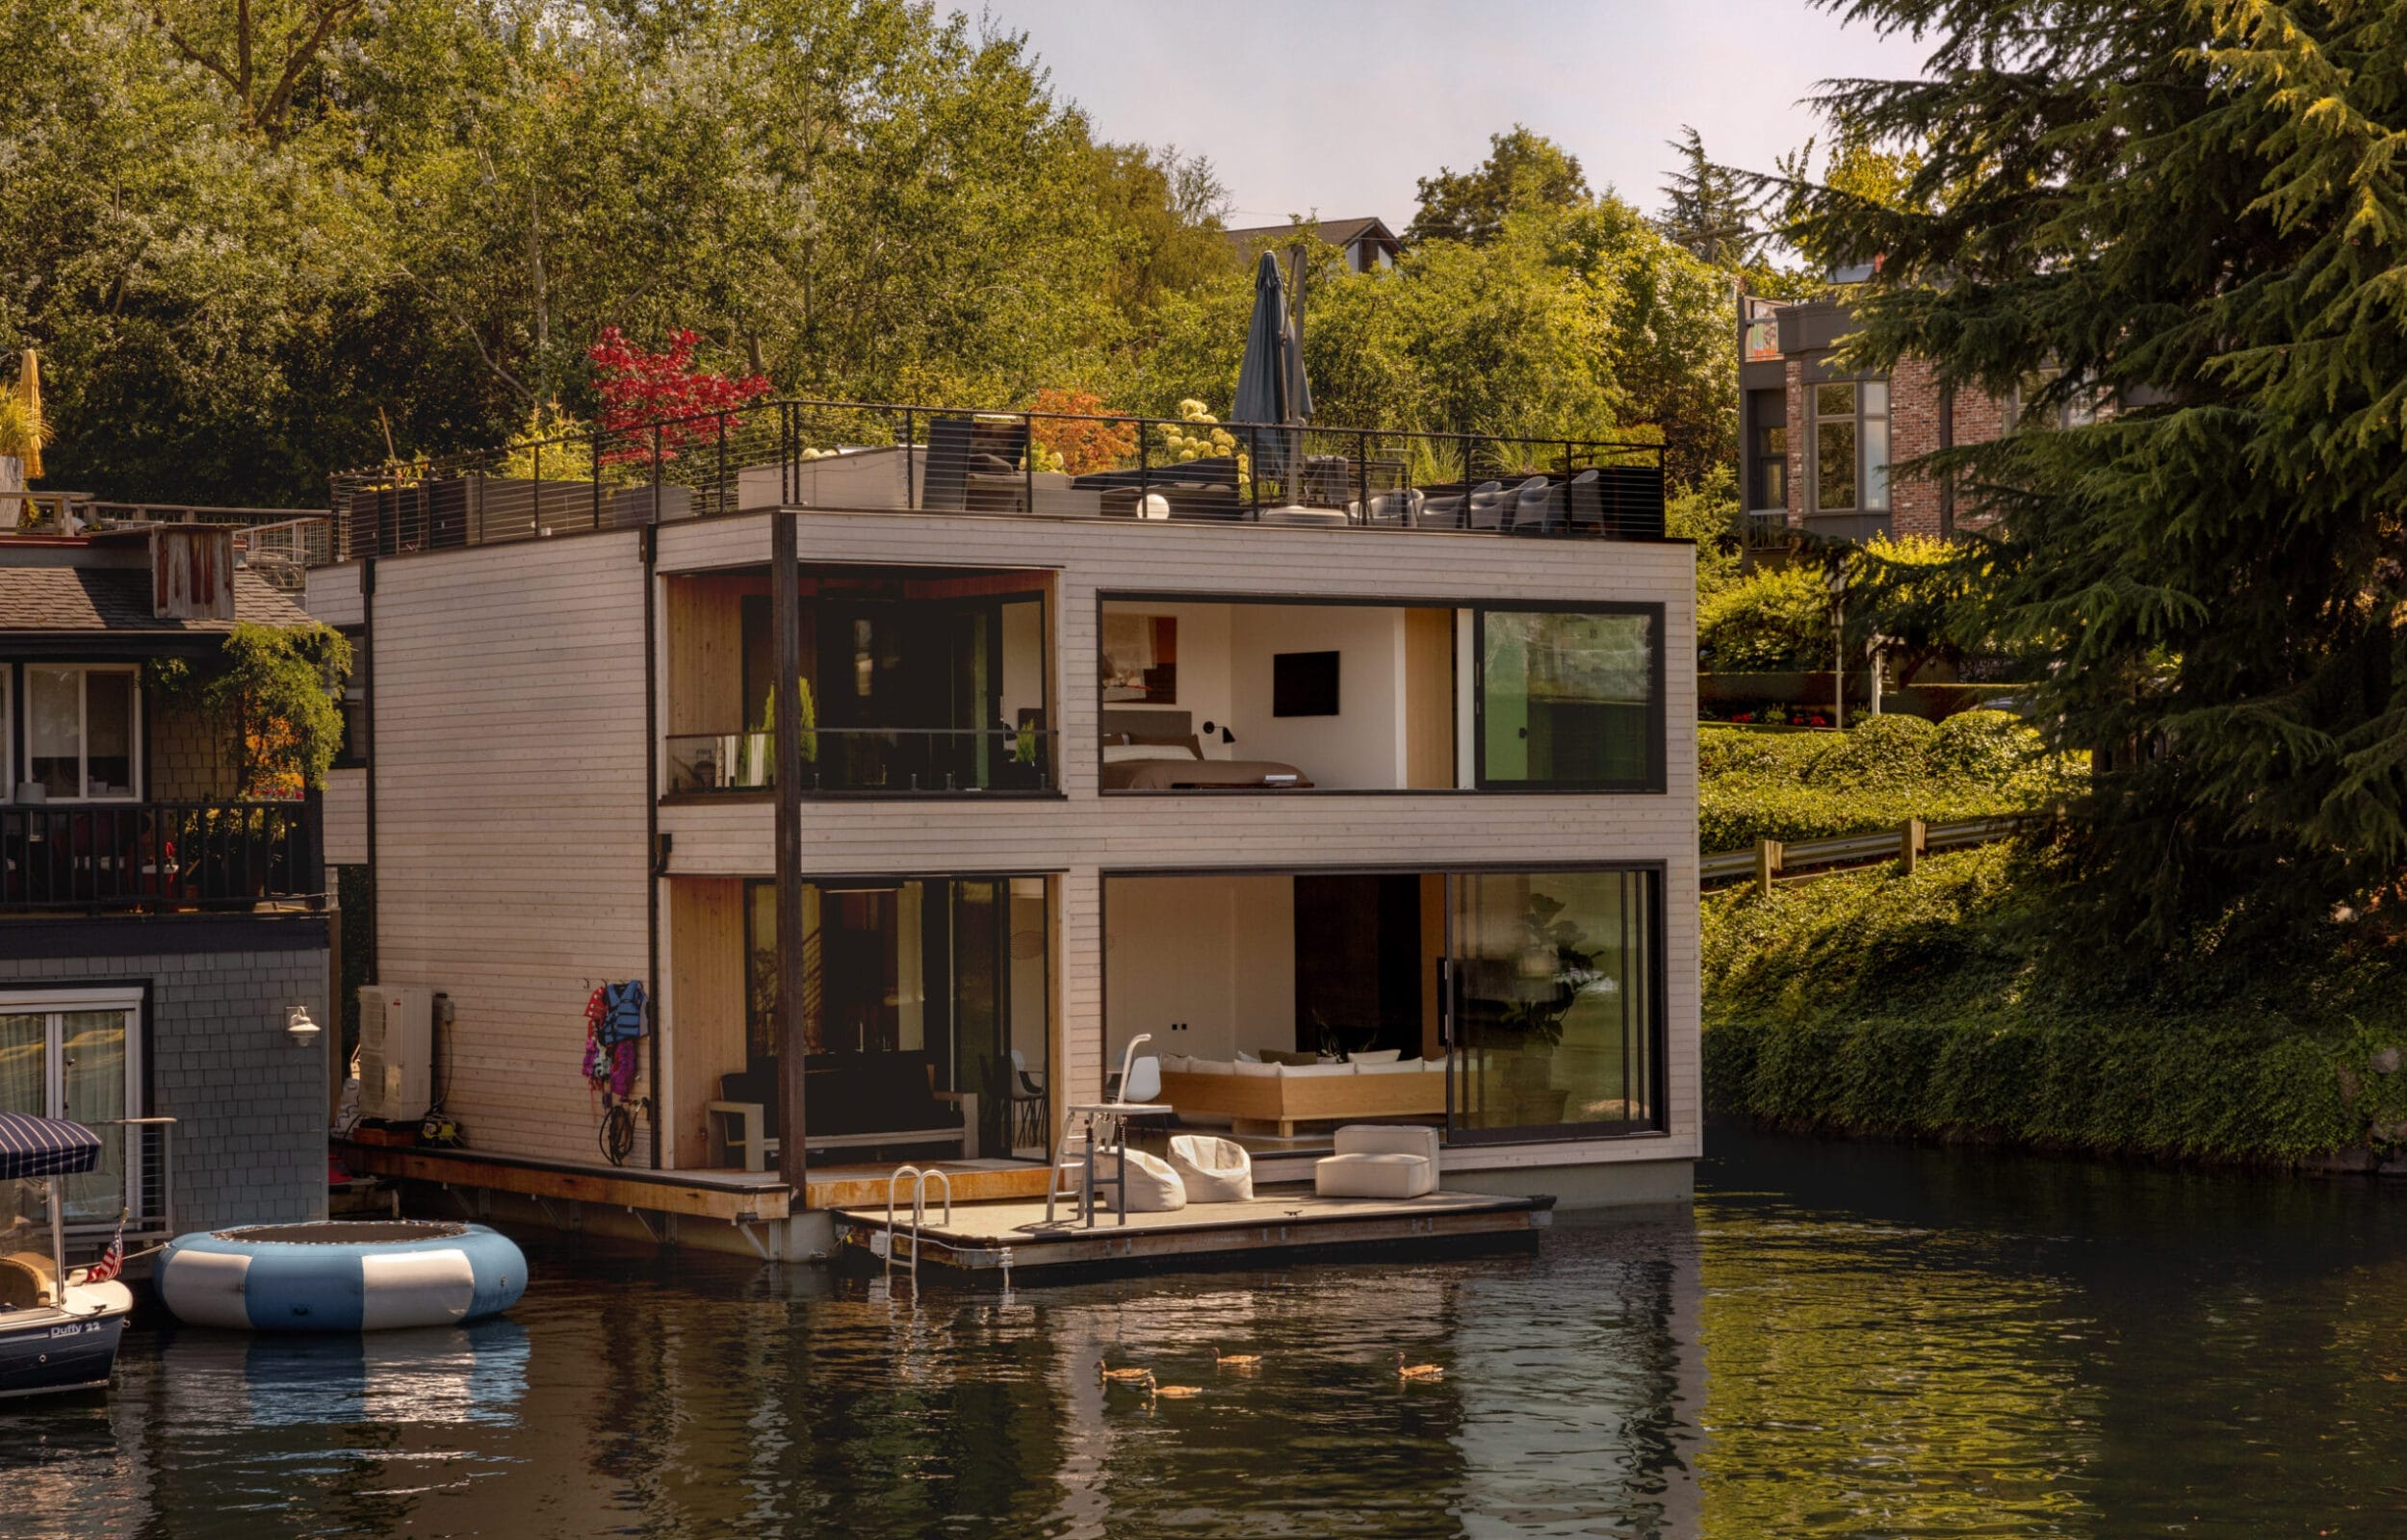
[1702,844,2407,1164]
[1699,710,2078,852]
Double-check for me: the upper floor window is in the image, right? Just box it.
[26,665,140,802]
[1810,378,1889,515]
[1477,607,1663,792]
[1749,386,1789,512]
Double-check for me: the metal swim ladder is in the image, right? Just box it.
[883,1165,952,1282]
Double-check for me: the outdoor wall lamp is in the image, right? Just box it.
[286,1005,322,1049]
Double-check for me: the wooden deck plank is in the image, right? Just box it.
[339,1141,793,1221]
[832,1186,1548,1271]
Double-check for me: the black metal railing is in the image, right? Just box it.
[332,398,1668,559]
[0,796,324,912]
[666,729,1058,795]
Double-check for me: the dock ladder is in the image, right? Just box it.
[883,1165,952,1283]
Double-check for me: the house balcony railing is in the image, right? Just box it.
[666,729,1058,796]
[0,796,324,913]
[332,398,1667,560]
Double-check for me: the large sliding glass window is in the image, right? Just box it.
[1449,869,1660,1141]
[27,666,140,801]
[1478,607,1663,790]
[0,990,140,1222]
[744,876,1050,1159]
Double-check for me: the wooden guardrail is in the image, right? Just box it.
[1700,814,2026,889]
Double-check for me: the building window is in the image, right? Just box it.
[1810,378,1890,515]
[2011,367,2098,432]
[0,668,11,804]
[1476,607,1663,791]
[0,988,142,1224]
[26,665,141,801]
[1447,867,1662,1141]
[333,628,368,770]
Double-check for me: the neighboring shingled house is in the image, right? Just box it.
[1226,217,1403,274]
[0,519,333,1261]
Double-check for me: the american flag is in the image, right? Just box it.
[85,1221,124,1284]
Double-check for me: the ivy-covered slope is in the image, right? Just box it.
[1699,710,2079,853]
[1702,845,2407,1165]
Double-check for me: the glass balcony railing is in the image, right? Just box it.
[667,729,1056,795]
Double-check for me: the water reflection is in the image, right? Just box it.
[13,1127,2407,1537]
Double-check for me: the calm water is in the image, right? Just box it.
[11,1124,2407,1539]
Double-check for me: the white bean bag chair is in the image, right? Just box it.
[1314,1123,1439,1199]
[1167,1134,1254,1203]
[1105,1147,1188,1213]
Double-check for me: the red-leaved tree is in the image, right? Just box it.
[587,327,770,465]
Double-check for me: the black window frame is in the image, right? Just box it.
[1807,374,1891,517]
[1471,602,1667,794]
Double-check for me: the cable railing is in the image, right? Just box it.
[332,399,1668,560]
[666,728,1058,795]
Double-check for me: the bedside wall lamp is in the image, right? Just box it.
[1200,722,1237,745]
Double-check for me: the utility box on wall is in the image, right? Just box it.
[358,985,435,1120]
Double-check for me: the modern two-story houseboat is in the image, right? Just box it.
[314,400,1699,1259]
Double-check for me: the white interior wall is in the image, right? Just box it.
[999,599,1045,729]
[1229,604,1408,788]
[1098,600,1235,757]
[1102,874,1295,1065]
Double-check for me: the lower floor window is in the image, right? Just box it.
[744,876,1051,1160]
[0,988,142,1223]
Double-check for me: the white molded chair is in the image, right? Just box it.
[1168,1133,1254,1202]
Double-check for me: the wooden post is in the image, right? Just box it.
[773,508,810,1194]
[1901,818,1926,876]
[1756,838,1783,893]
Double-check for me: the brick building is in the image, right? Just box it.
[1737,295,2012,545]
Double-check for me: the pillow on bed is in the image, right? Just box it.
[1102,742,1195,763]
[1351,1049,1403,1065]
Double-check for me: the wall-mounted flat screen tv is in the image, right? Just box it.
[1273,650,1340,717]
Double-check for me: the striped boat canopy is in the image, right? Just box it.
[0,1113,102,1180]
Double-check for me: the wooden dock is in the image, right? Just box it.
[832,1186,1553,1278]
[336,1142,1050,1222]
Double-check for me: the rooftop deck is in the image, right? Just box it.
[330,398,1668,559]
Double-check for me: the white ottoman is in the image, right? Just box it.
[1167,1134,1254,1203]
[1313,1124,1439,1199]
[1105,1147,1188,1213]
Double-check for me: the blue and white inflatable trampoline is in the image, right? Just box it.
[158,1220,527,1332]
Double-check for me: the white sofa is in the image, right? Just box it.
[1156,1054,1449,1136]
[1313,1123,1440,1200]
[1167,1134,1254,1203]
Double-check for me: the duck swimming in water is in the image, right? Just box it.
[1394,1350,1444,1382]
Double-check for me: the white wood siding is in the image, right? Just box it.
[365,533,652,1164]
[324,766,367,865]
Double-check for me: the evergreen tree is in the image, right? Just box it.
[1658,125,1762,269]
[1787,0,2407,945]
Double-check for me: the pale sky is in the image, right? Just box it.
[975,0,1933,229]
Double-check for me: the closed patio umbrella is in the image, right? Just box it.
[1230,252,1311,499]
[16,350,41,479]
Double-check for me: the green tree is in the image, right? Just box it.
[155,622,352,795]
[1786,0,2407,945]
[1404,126,1591,247]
